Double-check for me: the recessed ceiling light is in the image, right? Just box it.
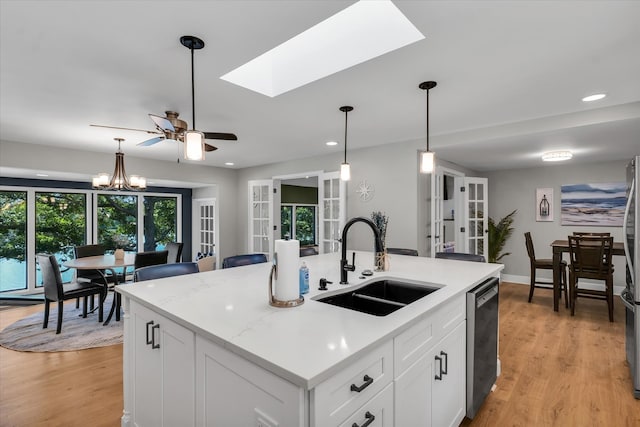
[542,151,573,162]
[220,0,424,97]
[225,162,234,166]
[36,173,49,177]
[582,93,606,102]
[326,141,338,146]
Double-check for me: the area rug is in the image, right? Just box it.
[0,293,123,352]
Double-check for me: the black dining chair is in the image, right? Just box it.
[222,253,268,269]
[525,232,568,307]
[73,244,117,309]
[435,252,485,262]
[37,253,106,334]
[387,248,419,256]
[300,246,318,257]
[568,235,615,321]
[165,242,184,264]
[134,250,169,270]
[134,262,199,282]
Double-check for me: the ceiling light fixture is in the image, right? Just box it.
[326,141,338,146]
[582,93,606,102]
[419,81,437,174]
[181,35,206,161]
[92,138,146,191]
[225,162,234,166]
[339,106,354,181]
[220,0,424,97]
[542,150,573,162]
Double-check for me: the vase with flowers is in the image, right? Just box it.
[112,234,129,260]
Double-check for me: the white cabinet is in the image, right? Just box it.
[195,335,305,427]
[338,383,394,427]
[128,301,195,427]
[393,295,466,427]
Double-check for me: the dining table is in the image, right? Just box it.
[550,239,625,312]
[63,253,136,325]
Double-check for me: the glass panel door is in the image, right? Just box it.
[0,191,27,292]
[464,177,488,257]
[193,198,217,260]
[430,167,444,256]
[319,171,345,254]
[248,180,273,259]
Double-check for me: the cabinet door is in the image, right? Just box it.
[130,302,195,427]
[432,321,466,427]
[394,350,433,427]
[339,383,394,427]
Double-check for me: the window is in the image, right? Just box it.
[0,191,27,292]
[281,204,317,246]
[97,194,138,252]
[143,196,178,251]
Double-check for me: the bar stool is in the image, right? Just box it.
[524,232,568,307]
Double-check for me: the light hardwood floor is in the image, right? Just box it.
[1,282,638,426]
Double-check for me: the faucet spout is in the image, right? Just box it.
[340,217,385,284]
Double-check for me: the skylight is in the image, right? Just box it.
[220,0,425,97]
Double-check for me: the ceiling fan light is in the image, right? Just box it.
[340,162,351,181]
[184,130,205,161]
[420,151,435,173]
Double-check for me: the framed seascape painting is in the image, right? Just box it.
[560,182,627,226]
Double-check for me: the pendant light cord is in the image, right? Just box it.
[344,109,348,163]
[426,87,430,152]
[190,47,196,131]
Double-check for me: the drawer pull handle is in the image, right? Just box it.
[350,375,373,392]
[352,411,375,427]
[435,354,443,380]
[145,321,154,345]
[151,323,160,349]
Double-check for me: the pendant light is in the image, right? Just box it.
[419,81,437,174]
[340,106,353,181]
[92,138,146,191]
[181,35,206,161]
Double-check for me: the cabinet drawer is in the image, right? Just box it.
[394,294,465,377]
[339,383,394,427]
[312,340,393,427]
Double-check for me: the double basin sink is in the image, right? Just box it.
[315,279,441,316]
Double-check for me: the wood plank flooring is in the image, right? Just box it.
[1,282,638,426]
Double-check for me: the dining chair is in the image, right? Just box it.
[133,262,199,282]
[222,253,268,269]
[387,248,419,256]
[435,252,485,262]
[196,255,216,272]
[134,250,169,270]
[73,244,115,309]
[165,242,184,264]
[37,253,105,334]
[300,246,318,257]
[567,235,615,321]
[572,232,611,237]
[524,232,568,307]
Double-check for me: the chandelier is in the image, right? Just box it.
[92,138,146,191]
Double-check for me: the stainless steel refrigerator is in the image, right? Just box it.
[622,155,640,399]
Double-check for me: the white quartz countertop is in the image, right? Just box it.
[117,251,503,389]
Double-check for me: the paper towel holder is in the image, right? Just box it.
[269,253,304,308]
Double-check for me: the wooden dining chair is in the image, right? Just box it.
[73,244,116,309]
[134,250,169,270]
[572,232,611,237]
[524,232,568,307]
[567,235,615,321]
[435,252,485,262]
[37,253,105,334]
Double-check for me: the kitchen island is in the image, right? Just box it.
[117,251,503,427]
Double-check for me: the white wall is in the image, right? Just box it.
[485,159,627,288]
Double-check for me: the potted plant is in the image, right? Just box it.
[112,233,129,260]
[487,209,517,263]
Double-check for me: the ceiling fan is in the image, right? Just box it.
[91,35,237,157]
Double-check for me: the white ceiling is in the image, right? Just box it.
[1,0,639,179]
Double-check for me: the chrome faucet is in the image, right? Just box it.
[340,217,385,284]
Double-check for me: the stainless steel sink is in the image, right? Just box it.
[315,279,440,316]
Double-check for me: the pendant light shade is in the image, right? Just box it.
[419,81,437,174]
[184,130,205,161]
[339,106,353,181]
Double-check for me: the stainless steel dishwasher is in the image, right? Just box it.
[466,277,500,419]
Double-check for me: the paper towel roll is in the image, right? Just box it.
[274,239,300,302]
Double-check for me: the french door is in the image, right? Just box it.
[463,177,489,257]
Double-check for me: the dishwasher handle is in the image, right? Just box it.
[477,286,498,308]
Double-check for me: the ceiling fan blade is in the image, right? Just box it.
[203,132,238,141]
[149,114,175,132]
[90,124,161,134]
[137,136,165,147]
[204,143,218,152]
